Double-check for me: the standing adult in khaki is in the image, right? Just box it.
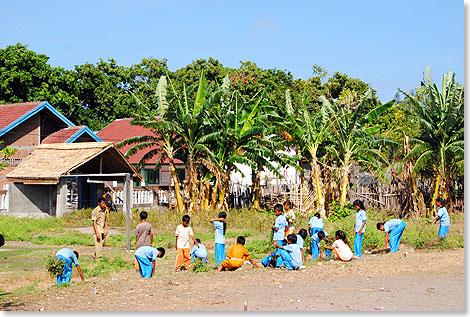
[92,197,108,260]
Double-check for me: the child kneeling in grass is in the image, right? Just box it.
[324,230,353,262]
[217,236,259,272]
[190,238,208,263]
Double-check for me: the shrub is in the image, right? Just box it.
[327,201,353,222]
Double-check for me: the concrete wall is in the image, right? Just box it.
[7,183,56,217]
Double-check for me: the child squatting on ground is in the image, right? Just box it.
[134,246,165,278]
[190,238,208,263]
[261,234,303,270]
[175,215,198,271]
[351,199,367,259]
[433,197,450,239]
[324,230,353,262]
[217,236,259,272]
[209,212,227,267]
[55,248,85,285]
[377,219,406,252]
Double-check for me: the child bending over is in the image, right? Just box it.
[190,238,208,263]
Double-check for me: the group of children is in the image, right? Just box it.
[53,196,451,282]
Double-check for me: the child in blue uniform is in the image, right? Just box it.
[311,230,328,260]
[135,246,165,278]
[350,199,367,258]
[55,248,85,285]
[271,204,288,267]
[376,219,406,252]
[296,228,308,263]
[433,197,450,239]
[190,238,208,263]
[262,234,303,270]
[209,212,227,266]
[308,212,324,254]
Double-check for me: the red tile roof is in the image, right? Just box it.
[0,101,43,130]
[97,119,183,165]
[41,126,84,144]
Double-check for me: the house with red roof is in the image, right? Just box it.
[97,118,187,189]
[0,101,102,188]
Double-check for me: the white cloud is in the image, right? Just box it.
[254,12,278,31]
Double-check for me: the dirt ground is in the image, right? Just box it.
[0,241,464,312]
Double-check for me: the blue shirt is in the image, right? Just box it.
[312,231,328,245]
[308,216,324,229]
[56,248,79,266]
[190,244,208,258]
[213,221,225,244]
[295,234,304,249]
[273,214,288,241]
[135,246,159,261]
[437,207,450,226]
[384,219,402,233]
[284,243,302,268]
[355,209,367,233]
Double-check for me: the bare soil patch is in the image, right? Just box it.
[0,242,463,312]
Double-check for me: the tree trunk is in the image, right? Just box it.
[170,161,184,213]
[311,158,325,217]
[203,180,210,210]
[340,165,350,206]
[431,173,441,216]
[251,169,261,210]
[210,178,219,210]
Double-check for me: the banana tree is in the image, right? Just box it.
[321,89,396,206]
[400,67,464,212]
[282,89,332,216]
[117,76,185,213]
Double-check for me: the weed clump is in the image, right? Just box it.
[191,259,209,273]
[45,255,64,277]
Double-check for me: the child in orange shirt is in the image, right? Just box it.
[217,236,259,272]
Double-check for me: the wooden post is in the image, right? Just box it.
[124,173,132,251]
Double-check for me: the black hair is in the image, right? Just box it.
[218,212,227,235]
[335,230,349,246]
[97,197,105,203]
[140,211,148,220]
[298,228,308,240]
[157,247,165,258]
[104,188,110,193]
[314,212,321,218]
[284,200,293,209]
[182,215,190,223]
[318,231,325,240]
[237,236,246,245]
[0,234,4,247]
[352,199,366,211]
[436,197,446,206]
[195,238,201,244]
[73,251,79,259]
[376,222,385,230]
[273,204,283,212]
[287,233,297,244]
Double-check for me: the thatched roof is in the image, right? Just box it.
[7,142,142,184]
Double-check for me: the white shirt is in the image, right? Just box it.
[175,224,194,248]
[332,239,353,261]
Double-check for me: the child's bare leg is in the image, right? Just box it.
[217,264,224,272]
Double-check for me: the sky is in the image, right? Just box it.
[0,0,464,102]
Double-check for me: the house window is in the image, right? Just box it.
[146,169,160,184]
[177,168,186,183]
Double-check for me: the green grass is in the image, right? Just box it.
[0,207,464,252]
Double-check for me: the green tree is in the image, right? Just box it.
[321,90,396,206]
[400,67,464,212]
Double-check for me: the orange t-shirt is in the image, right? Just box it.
[227,244,251,260]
